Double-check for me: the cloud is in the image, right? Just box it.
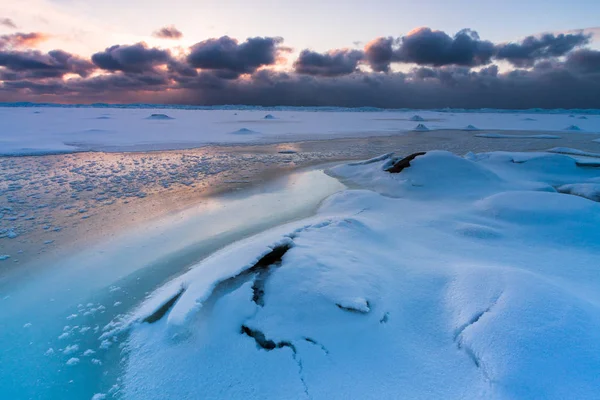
[153,25,183,40]
[495,32,590,67]
[0,32,49,49]
[565,49,600,74]
[0,49,94,79]
[363,28,494,71]
[1,29,600,108]
[364,37,395,72]
[187,36,286,78]
[91,43,172,73]
[294,49,363,76]
[395,28,495,67]
[0,18,17,29]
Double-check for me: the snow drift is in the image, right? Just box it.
[120,149,600,399]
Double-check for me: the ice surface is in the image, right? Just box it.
[123,149,600,399]
[475,133,561,139]
[1,107,599,155]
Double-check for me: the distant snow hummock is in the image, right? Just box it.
[413,123,429,131]
[230,128,259,135]
[565,125,582,131]
[146,113,174,120]
[409,115,425,121]
[464,124,479,131]
[123,149,600,399]
[264,114,277,120]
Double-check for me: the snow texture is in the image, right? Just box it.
[123,149,600,399]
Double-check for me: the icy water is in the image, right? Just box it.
[0,168,345,400]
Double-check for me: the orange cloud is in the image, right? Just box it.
[0,32,50,49]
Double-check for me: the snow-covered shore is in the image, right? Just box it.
[2,106,600,155]
[122,150,600,399]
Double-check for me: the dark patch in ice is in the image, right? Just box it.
[264,114,276,120]
[304,337,330,354]
[146,113,174,120]
[95,116,111,120]
[384,152,426,173]
[250,244,291,306]
[143,287,185,323]
[241,325,296,352]
[380,312,390,324]
[278,150,297,154]
[575,160,600,168]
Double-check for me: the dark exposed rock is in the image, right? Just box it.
[385,152,427,173]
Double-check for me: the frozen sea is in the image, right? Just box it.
[2,105,600,399]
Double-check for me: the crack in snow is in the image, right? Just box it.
[453,294,502,381]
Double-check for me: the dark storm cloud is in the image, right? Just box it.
[0,18,17,29]
[187,36,285,77]
[0,49,94,79]
[0,32,49,49]
[364,37,395,72]
[564,49,600,74]
[363,28,494,71]
[395,28,495,67]
[91,43,172,73]
[1,29,600,108]
[294,49,363,76]
[495,33,590,67]
[153,25,183,40]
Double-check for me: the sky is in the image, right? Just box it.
[0,0,599,108]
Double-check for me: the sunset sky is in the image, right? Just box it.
[1,0,599,107]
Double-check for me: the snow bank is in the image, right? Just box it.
[122,149,600,399]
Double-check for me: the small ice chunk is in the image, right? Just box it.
[464,124,478,131]
[410,115,425,121]
[83,349,96,356]
[91,394,106,400]
[413,124,429,131]
[264,114,276,119]
[63,344,79,355]
[23,323,32,328]
[44,348,55,356]
[66,357,80,366]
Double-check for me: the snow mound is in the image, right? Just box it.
[464,124,479,131]
[413,123,429,131]
[146,113,174,120]
[124,149,600,400]
[231,128,259,135]
[522,117,536,121]
[264,114,276,120]
[410,115,425,121]
[557,183,600,202]
[95,116,111,120]
[565,125,582,131]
